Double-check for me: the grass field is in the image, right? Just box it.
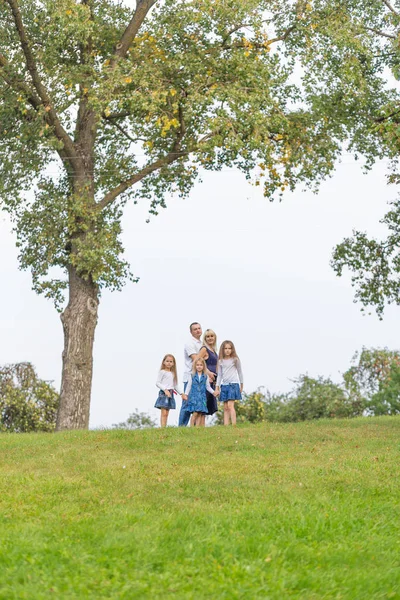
[0,417,399,599]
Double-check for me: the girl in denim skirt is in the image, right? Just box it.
[215,341,243,426]
[182,358,217,427]
[155,354,184,427]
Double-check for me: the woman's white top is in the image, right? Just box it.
[216,358,243,386]
[184,373,215,396]
[156,370,183,394]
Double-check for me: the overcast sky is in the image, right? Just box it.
[1,156,399,427]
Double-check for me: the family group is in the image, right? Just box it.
[155,322,244,427]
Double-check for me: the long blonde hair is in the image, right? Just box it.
[192,357,207,374]
[160,354,178,386]
[219,340,239,362]
[202,329,218,353]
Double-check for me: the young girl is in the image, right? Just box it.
[182,358,217,427]
[215,341,243,426]
[155,354,183,427]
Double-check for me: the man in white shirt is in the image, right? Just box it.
[179,322,203,427]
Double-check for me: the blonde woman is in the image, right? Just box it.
[198,329,219,420]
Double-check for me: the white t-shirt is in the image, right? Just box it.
[183,336,203,383]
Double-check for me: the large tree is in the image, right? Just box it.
[0,0,391,429]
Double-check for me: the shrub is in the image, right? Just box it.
[214,376,365,426]
[369,363,400,415]
[112,409,156,429]
[0,363,59,432]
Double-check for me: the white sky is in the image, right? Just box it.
[1,157,399,427]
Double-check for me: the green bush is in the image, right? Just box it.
[369,363,400,415]
[216,375,365,426]
[287,375,365,421]
[112,409,156,429]
[0,363,59,433]
[216,347,400,426]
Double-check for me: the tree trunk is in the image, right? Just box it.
[56,266,99,431]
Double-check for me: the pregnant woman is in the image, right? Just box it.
[198,329,219,423]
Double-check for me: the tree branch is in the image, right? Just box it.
[222,1,307,52]
[97,149,188,211]
[364,26,396,40]
[4,0,82,174]
[381,0,399,16]
[98,102,188,210]
[221,23,251,47]
[110,0,158,65]
[375,107,400,122]
[268,0,309,45]
[267,25,298,46]
[0,52,42,109]
[102,110,134,121]
[110,119,145,143]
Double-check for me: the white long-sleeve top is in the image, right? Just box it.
[156,370,183,395]
[216,358,243,387]
[184,373,215,396]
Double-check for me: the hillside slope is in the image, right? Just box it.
[0,418,399,599]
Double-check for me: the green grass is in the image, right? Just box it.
[0,418,400,599]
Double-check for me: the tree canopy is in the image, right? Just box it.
[2,0,390,305]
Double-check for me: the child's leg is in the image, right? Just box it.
[161,408,169,427]
[228,400,236,425]
[223,402,230,425]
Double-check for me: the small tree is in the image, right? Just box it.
[214,389,290,425]
[342,347,400,416]
[112,408,156,429]
[369,363,400,415]
[343,347,400,403]
[287,374,364,421]
[0,363,59,432]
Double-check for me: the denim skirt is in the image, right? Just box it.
[154,390,176,410]
[220,383,242,402]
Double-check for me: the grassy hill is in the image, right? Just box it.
[0,418,399,599]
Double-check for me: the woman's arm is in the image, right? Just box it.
[198,346,209,360]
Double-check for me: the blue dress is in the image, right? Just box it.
[202,346,218,415]
[154,390,176,410]
[187,373,208,414]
